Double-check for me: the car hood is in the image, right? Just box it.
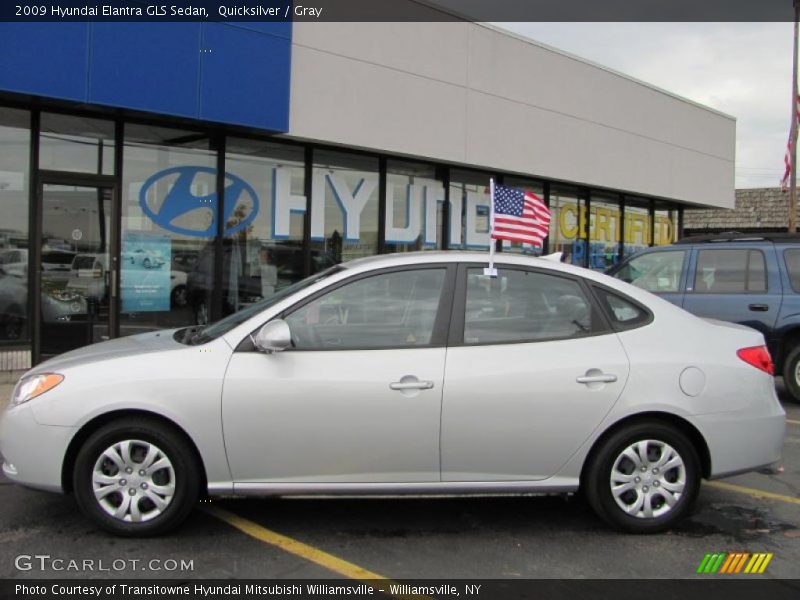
[30,329,184,374]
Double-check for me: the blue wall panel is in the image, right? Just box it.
[89,24,202,119]
[200,23,291,131]
[0,22,291,133]
[0,23,90,101]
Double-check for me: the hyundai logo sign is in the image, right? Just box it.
[139,167,259,238]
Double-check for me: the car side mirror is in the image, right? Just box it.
[252,319,292,354]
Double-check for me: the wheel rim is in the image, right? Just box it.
[794,359,800,387]
[92,439,176,523]
[609,439,686,520]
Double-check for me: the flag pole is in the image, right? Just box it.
[791,1,799,233]
[484,178,498,277]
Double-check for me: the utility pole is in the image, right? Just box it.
[790,0,799,232]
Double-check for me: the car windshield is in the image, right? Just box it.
[183,265,344,345]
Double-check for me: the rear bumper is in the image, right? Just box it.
[692,409,786,479]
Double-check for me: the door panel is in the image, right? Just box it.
[682,247,780,336]
[441,336,629,481]
[222,265,452,483]
[222,348,445,483]
[441,265,630,481]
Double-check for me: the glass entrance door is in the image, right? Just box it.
[39,184,114,359]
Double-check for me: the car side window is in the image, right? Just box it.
[693,249,766,293]
[592,287,652,331]
[614,250,685,293]
[285,268,446,350]
[463,268,593,344]
[784,249,800,293]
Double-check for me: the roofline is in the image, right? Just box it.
[480,22,737,123]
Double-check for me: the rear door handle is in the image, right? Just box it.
[390,380,434,391]
[748,304,769,312]
[576,374,618,384]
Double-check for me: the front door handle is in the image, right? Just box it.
[748,303,769,312]
[576,373,618,384]
[390,380,434,391]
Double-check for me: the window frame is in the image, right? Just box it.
[783,247,800,293]
[690,247,768,295]
[447,263,613,347]
[237,263,457,352]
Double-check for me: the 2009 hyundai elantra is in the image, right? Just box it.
[0,252,785,536]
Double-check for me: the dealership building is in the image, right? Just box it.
[0,17,736,367]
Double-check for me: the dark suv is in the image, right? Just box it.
[607,233,800,401]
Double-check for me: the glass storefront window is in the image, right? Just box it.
[502,177,545,255]
[385,160,444,252]
[589,193,622,270]
[39,113,115,175]
[223,138,307,317]
[654,204,677,245]
[309,150,379,268]
[623,199,651,258]
[448,170,492,250]
[120,124,216,332]
[0,108,30,344]
[548,185,587,267]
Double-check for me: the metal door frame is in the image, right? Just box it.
[34,171,119,364]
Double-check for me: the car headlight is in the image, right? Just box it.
[47,289,81,302]
[11,373,64,406]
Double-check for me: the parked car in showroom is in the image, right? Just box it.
[607,232,800,402]
[0,266,88,340]
[0,252,784,536]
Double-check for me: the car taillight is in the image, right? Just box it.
[737,345,774,375]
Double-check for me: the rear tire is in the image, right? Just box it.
[73,418,199,536]
[583,421,700,533]
[783,346,800,403]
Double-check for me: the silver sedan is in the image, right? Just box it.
[0,252,785,536]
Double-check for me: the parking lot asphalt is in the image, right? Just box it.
[0,381,798,581]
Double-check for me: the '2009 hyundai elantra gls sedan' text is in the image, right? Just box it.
[0,252,785,536]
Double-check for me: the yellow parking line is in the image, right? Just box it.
[787,419,800,426]
[706,481,800,505]
[204,506,431,600]
[205,505,386,579]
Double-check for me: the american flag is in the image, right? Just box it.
[781,93,800,192]
[491,184,551,246]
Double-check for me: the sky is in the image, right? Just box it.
[496,22,795,189]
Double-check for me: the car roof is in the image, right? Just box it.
[675,232,800,245]
[341,251,597,278]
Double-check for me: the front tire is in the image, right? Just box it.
[584,422,700,533]
[73,418,199,536]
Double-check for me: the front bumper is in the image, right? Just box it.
[0,403,75,493]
